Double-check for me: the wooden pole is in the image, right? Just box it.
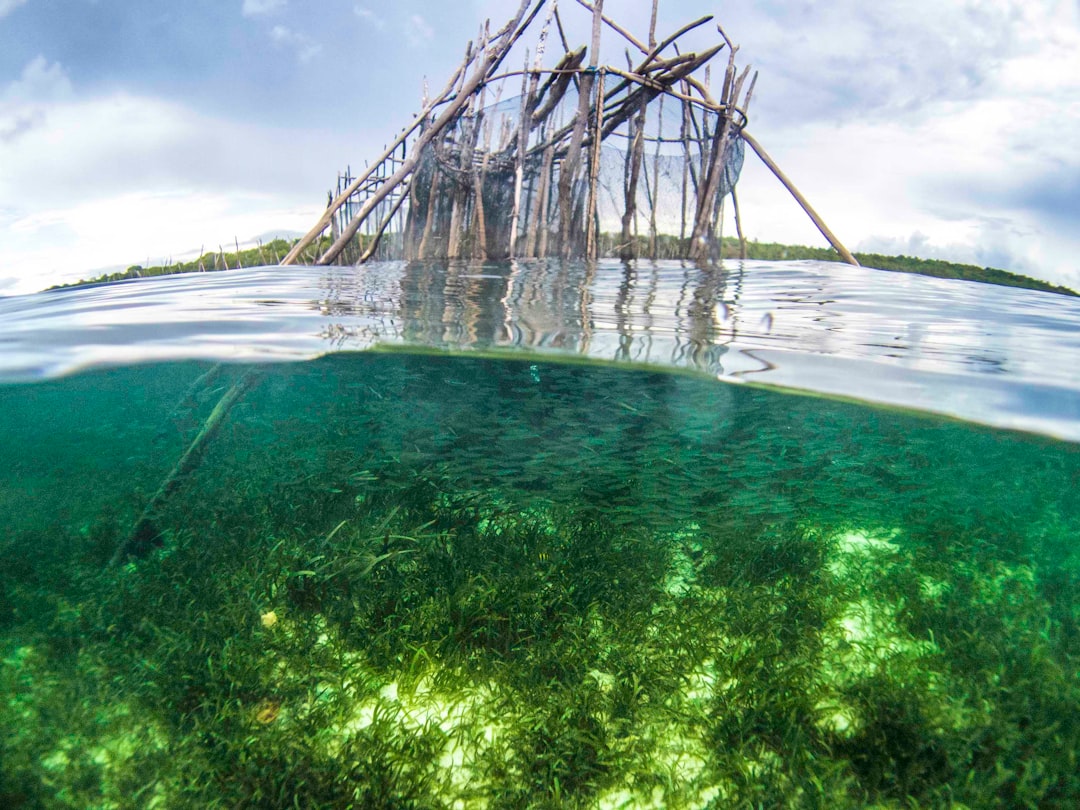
[472,92,500,259]
[552,6,582,95]
[112,370,260,564]
[508,53,531,258]
[447,97,479,259]
[635,15,714,72]
[534,141,556,258]
[649,94,663,260]
[679,94,690,249]
[417,167,442,259]
[403,165,421,260]
[620,74,646,260]
[740,130,859,266]
[573,0,647,53]
[558,0,603,258]
[585,68,606,261]
[689,49,747,259]
[280,46,475,265]
[731,187,746,260]
[360,182,411,263]
[312,1,533,266]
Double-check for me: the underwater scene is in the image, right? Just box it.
[2,350,1079,809]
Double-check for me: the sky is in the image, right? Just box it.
[0,0,1077,295]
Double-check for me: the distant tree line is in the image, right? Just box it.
[734,239,1077,297]
[46,237,332,291]
[50,234,1076,298]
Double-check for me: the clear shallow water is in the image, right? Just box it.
[2,259,1080,440]
[1,262,1079,808]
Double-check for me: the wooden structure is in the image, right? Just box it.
[282,0,857,267]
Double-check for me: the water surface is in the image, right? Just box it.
[3,259,1080,439]
[1,261,1078,808]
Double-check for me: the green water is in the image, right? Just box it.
[1,352,1078,808]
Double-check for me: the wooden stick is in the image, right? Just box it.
[552,5,582,94]
[317,2,533,265]
[635,15,714,72]
[599,45,726,138]
[281,42,475,265]
[741,130,859,266]
[688,43,746,258]
[483,0,545,81]
[731,187,746,260]
[403,163,421,260]
[447,96,479,258]
[620,96,646,259]
[473,84,502,259]
[649,93,663,259]
[585,68,606,261]
[112,370,260,564]
[573,0,648,54]
[418,168,442,259]
[534,141,556,257]
[558,0,603,257]
[679,92,690,247]
[508,53,531,257]
[531,47,586,126]
[360,182,410,263]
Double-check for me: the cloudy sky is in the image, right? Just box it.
[0,0,1077,295]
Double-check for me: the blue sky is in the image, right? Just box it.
[1,0,1077,294]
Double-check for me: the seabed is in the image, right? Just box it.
[1,353,1078,808]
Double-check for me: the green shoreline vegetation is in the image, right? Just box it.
[46,235,1077,298]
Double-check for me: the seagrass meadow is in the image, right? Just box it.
[1,352,1078,808]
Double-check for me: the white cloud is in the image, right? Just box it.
[269,25,322,63]
[731,88,1080,289]
[0,0,28,20]
[3,191,319,294]
[2,55,72,104]
[353,5,385,30]
[0,91,375,294]
[717,0,1080,289]
[1,56,72,144]
[242,0,286,17]
[404,14,434,47]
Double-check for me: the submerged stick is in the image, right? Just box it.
[112,370,260,565]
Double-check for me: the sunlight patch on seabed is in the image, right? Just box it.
[0,519,1059,807]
